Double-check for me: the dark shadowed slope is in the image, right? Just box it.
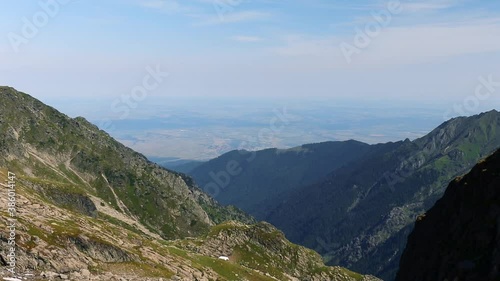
[188,140,375,219]
[397,148,500,281]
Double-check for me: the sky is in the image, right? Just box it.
[1,0,500,112]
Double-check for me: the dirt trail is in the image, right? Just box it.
[90,194,162,240]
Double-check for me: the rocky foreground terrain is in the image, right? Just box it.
[0,168,380,280]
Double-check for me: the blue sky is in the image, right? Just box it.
[1,0,500,107]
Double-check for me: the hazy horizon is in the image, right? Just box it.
[25,94,499,160]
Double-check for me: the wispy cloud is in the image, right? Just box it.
[364,19,500,64]
[196,11,271,25]
[138,0,190,14]
[328,0,463,33]
[273,35,337,57]
[232,36,263,42]
[401,0,461,13]
[136,0,270,26]
[315,0,459,13]
[272,18,500,67]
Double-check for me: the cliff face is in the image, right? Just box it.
[396,148,500,281]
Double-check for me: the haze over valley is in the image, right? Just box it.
[48,97,497,161]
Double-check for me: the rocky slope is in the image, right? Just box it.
[175,221,381,281]
[0,168,381,280]
[396,148,500,281]
[0,86,378,281]
[0,86,252,240]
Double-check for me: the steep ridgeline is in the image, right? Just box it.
[0,87,379,281]
[267,110,500,280]
[0,86,252,240]
[396,148,500,281]
[188,140,375,219]
[151,158,204,174]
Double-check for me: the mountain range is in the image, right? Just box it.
[183,109,500,280]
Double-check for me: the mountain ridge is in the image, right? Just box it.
[188,139,376,220]
[0,86,254,239]
[186,108,500,280]
[270,108,500,280]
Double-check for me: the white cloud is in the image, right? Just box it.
[232,36,263,42]
[358,19,500,65]
[272,18,500,68]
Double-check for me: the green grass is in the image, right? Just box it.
[459,142,482,162]
[96,212,144,236]
[97,262,175,278]
[233,243,286,279]
[57,163,86,186]
[48,219,82,237]
[92,176,120,210]
[22,176,85,195]
[194,255,276,281]
[162,243,279,281]
[434,155,451,170]
[23,218,81,247]
[208,222,248,236]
